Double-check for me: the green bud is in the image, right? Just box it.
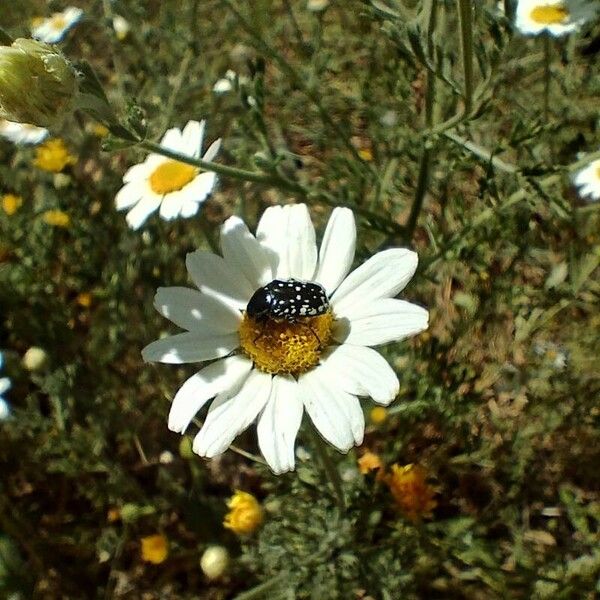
[0,38,77,127]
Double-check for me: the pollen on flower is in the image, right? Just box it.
[386,463,437,523]
[149,160,197,195]
[530,4,569,25]
[238,310,333,375]
[33,139,76,173]
[223,490,263,535]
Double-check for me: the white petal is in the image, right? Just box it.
[179,200,201,218]
[314,207,356,294]
[298,368,360,452]
[284,204,317,280]
[186,251,255,310]
[160,127,184,153]
[256,205,286,276]
[123,161,152,183]
[202,138,222,163]
[159,194,184,220]
[319,345,399,405]
[220,216,273,288]
[168,355,253,433]
[334,298,428,346]
[154,287,241,333]
[0,378,10,396]
[257,374,303,474]
[193,370,272,457]
[141,331,238,364]
[115,180,145,210]
[186,171,217,202]
[331,248,418,314]
[125,194,162,230]
[182,120,205,158]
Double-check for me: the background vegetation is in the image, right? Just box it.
[1,0,599,598]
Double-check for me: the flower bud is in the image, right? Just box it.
[200,545,229,580]
[22,346,49,371]
[0,38,77,127]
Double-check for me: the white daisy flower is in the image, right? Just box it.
[573,157,600,202]
[31,7,84,44]
[112,15,130,41]
[142,204,429,474]
[515,0,597,36]
[115,120,221,230]
[0,119,49,145]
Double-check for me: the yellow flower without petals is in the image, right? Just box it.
[34,139,76,173]
[43,209,70,228]
[76,292,93,308]
[358,451,383,475]
[358,148,373,162]
[140,534,169,564]
[2,193,23,215]
[370,406,388,425]
[223,490,263,535]
[386,463,437,523]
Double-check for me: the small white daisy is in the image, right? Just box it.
[31,7,84,44]
[573,157,600,202]
[115,120,221,230]
[515,0,597,36]
[0,120,49,145]
[112,15,130,41]
[142,204,429,474]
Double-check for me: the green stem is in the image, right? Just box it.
[543,33,551,122]
[139,140,285,187]
[232,573,289,600]
[456,0,474,114]
[405,0,438,242]
[308,427,346,511]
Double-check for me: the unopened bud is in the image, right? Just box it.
[22,346,48,371]
[200,545,229,580]
[0,39,77,127]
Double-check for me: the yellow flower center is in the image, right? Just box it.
[50,15,67,30]
[1,194,23,216]
[148,160,198,195]
[530,5,569,25]
[223,490,263,535]
[238,311,333,375]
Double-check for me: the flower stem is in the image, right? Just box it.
[456,0,474,114]
[232,573,289,600]
[308,427,346,511]
[543,33,551,122]
[138,140,286,187]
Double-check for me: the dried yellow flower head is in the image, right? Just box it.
[0,38,77,127]
[370,406,388,425]
[386,463,437,523]
[140,534,169,564]
[34,139,76,172]
[42,209,71,228]
[223,490,263,535]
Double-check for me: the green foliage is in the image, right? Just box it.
[1,0,599,598]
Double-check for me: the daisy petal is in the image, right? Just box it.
[125,195,162,230]
[160,127,184,153]
[186,250,255,310]
[154,287,241,333]
[331,248,418,314]
[333,298,429,346]
[159,195,183,220]
[115,180,145,210]
[257,374,303,474]
[182,120,205,158]
[168,355,253,433]
[314,207,356,294]
[141,331,239,364]
[256,205,286,276]
[220,216,273,288]
[187,171,217,202]
[299,368,359,452]
[123,161,152,183]
[193,369,272,457]
[179,200,201,218]
[203,138,222,162]
[283,204,318,280]
[319,345,399,405]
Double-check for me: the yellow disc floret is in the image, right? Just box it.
[239,310,333,376]
[530,5,568,25]
[149,160,197,195]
